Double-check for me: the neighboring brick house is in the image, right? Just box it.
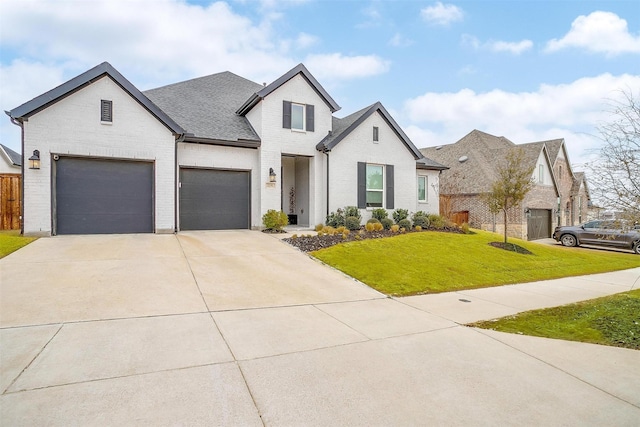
[7,62,446,236]
[421,130,562,240]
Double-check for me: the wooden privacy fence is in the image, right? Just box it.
[1,174,21,230]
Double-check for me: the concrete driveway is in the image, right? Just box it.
[1,231,639,425]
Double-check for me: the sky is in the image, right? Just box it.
[1,0,639,170]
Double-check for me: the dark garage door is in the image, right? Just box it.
[179,168,250,230]
[527,209,551,241]
[55,157,153,235]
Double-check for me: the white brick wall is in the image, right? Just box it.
[177,142,261,228]
[22,76,176,235]
[417,170,440,214]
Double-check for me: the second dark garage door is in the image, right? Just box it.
[527,209,552,241]
[55,157,154,235]
[179,168,250,230]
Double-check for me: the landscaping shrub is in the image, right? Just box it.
[262,209,289,231]
[315,224,324,232]
[427,214,446,229]
[391,224,400,233]
[322,226,337,235]
[345,216,361,231]
[381,218,394,230]
[373,222,384,231]
[367,218,381,224]
[336,226,346,234]
[365,222,375,232]
[415,225,422,232]
[392,208,409,223]
[371,208,388,221]
[461,222,470,234]
[343,206,361,221]
[398,219,411,230]
[411,211,429,228]
[326,208,345,227]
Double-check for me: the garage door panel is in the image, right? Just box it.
[527,209,551,241]
[55,157,153,235]
[180,168,250,231]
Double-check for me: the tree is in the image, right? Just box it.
[587,89,640,226]
[484,148,535,243]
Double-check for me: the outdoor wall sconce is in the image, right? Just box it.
[269,167,277,183]
[524,208,531,218]
[28,150,41,170]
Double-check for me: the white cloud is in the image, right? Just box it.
[304,53,391,80]
[546,11,640,55]
[403,73,640,166]
[421,2,463,26]
[462,34,532,55]
[295,33,319,49]
[388,33,414,48]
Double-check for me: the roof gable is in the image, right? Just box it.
[0,144,21,166]
[7,62,184,136]
[236,63,340,115]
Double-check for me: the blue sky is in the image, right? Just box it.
[1,0,639,168]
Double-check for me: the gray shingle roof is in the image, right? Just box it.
[144,72,263,145]
[0,144,21,166]
[7,62,184,135]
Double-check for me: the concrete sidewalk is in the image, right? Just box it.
[1,233,639,426]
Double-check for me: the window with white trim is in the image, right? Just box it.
[366,164,384,207]
[291,103,304,131]
[538,164,544,183]
[418,176,427,202]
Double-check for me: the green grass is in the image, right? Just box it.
[311,229,640,296]
[0,230,36,258]
[471,290,640,350]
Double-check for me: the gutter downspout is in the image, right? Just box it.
[7,114,24,235]
[324,150,330,218]
[174,133,186,233]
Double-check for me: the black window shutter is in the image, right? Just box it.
[101,100,112,122]
[386,165,394,209]
[283,101,292,129]
[357,162,366,209]
[306,104,314,132]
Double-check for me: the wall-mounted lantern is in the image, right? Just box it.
[28,150,40,170]
[269,167,277,183]
[524,208,531,218]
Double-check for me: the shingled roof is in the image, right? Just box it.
[144,72,263,147]
[0,143,21,166]
[421,129,557,194]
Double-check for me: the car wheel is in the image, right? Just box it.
[633,242,640,255]
[561,234,578,247]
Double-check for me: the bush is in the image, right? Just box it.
[336,226,346,234]
[381,218,394,230]
[373,222,384,231]
[262,209,288,231]
[415,225,422,232]
[326,208,345,227]
[392,208,409,223]
[411,211,429,228]
[345,216,361,231]
[315,224,324,232]
[391,224,400,233]
[367,218,381,224]
[343,206,361,221]
[427,214,446,229]
[371,208,388,221]
[365,222,375,232]
[398,219,411,230]
[322,226,337,235]
[461,222,470,234]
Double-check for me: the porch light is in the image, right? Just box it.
[269,167,277,183]
[28,150,40,170]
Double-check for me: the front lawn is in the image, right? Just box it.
[311,230,640,296]
[470,290,640,350]
[0,230,36,258]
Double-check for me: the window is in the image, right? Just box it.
[417,176,427,202]
[291,103,304,130]
[538,164,544,183]
[366,164,384,207]
[558,165,563,179]
[282,101,314,132]
[101,100,112,122]
[373,126,379,142]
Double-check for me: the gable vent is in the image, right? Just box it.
[101,100,113,122]
[458,155,468,163]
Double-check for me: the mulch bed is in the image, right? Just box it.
[488,242,533,255]
[283,226,465,252]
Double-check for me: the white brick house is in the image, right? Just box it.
[8,62,446,236]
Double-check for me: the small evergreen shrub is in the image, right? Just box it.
[371,208,388,221]
[381,218,394,230]
[373,222,384,231]
[326,208,345,227]
[291,234,298,239]
[367,218,381,224]
[343,206,361,221]
[392,208,409,223]
[345,216,361,231]
[400,227,406,233]
[411,211,429,228]
[427,214,446,229]
[415,225,422,232]
[365,222,375,232]
[398,219,411,230]
[262,209,288,231]
[391,224,400,233]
